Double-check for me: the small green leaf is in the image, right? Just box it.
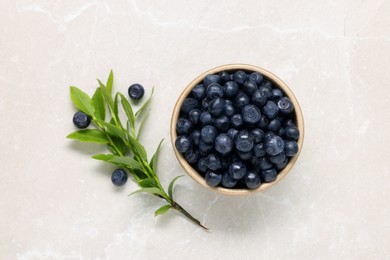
[92,87,105,120]
[154,204,172,217]
[138,178,157,188]
[168,175,184,200]
[130,187,165,197]
[97,120,127,142]
[128,135,147,160]
[135,87,154,119]
[150,139,164,172]
[70,86,95,116]
[119,93,135,128]
[67,129,108,143]
[98,80,114,109]
[92,154,116,161]
[106,70,114,94]
[136,109,150,139]
[111,136,127,155]
[108,156,142,170]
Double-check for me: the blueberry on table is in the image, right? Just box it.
[285,126,300,140]
[191,84,206,101]
[190,130,201,145]
[243,80,258,95]
[229,161,247,180]
[181,98,199,114]
[221,172,237,188]
[268,118,282,132]
[206,83,224,99]
[237,150,253,161]
[223,100,235,117]
[73,111,91,129]
[200,125,218,144]
[198,139,214,155]
[175,135,193,153]
[284,140,299,156]
[188,109,202,125]
[264,135,285,155]
[268,151,286,164]
[252,89,267,107]
[234,92,250,111]
[242,104,261,124]
[261,168,277,183]
[204,74,221,87]
[215,133,233,155]
[205,171,222,187]
[253,143,266,157]
[227,128,238,140]
[277,97,294,114]
[208,97,225,117]
[245,170,261,189]
[234,130,254,152]
[274,157,289,171]
[185,149,201,164]
[197,157,208,173]
[258,157,273,170]
[200,111,214,125]
[223,81,240,99]
[176,118,193,135]
[111,169,128,186]
[233,70,247,85]
[128,83,145,100]
[206,153,222,171]
[272,88,284,100]
[213,115,230,131]
[231,114,244,129]
[251,128,265,143]
[262,101,280,119]
[219,71,231,83]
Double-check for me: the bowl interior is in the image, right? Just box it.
[171,64,304,195]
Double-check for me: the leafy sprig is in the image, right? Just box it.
[67,71,207,230]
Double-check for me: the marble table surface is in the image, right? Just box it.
[1,0,390,259]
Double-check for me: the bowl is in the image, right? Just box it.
[170,64,304,195]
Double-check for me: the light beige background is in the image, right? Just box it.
[1,0,389,259]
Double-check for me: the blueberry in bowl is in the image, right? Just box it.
[171,64,304,195]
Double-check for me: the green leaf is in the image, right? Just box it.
[106,70,114,94]
[67,129,108,143]
[168,175,184,200]
[119,93,135,128]
[128,135,147,160]
[98,79,114,109]
[135,87,154,119]
[92,87,105,120]
[97,120,127,142]
[154,204,172,217]
[136,109,150,139]
[108,156,142,170]
[70,86,95,116]
[138,178,157,188]
[111,136,127,155]
[150,139,164,172]
[92,154,116,161]
[130,187,165,197]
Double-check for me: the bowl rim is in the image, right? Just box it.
[170,63,304,195]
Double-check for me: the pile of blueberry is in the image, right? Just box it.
[175,70,299,189]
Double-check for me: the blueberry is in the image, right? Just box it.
[198,139,214,155]
[223,81,240,99]
[128,84,145,100]
[252,89,267,107]
[285,126,300,140]
[215,133,233,155]
[231,114,244,128]
[200,112,214,125]
[272,88,284,100]
[251,128,265,143]
[257,115,269,129]
[261,168,277,183]
[284,141,299,156]
[234,130,254,152]
[234,92,250,111]
[243,80,258,95]
[204,74,221,87]
[264,135,285,155]
[284,119,296,127]
[268,118,282,132]
[224,100,235,117]
[73,111,91,129]
[277,97,294,114]
[259,86,273,99]
[206,83,224,99]
[274,157,289,171]
[191,84,206,100]
[227,128,238,139]
[181,98,199,114]
[258,157,273,170]
[219,71,231,83]
[245,170,261,189]
[249,156,260,167]
[208,97,225,117]
[205,170,222,187]
[260,80,273,91]
[200,125,218,144]
[248,72,264,85]
[201,97,211,111]
[262,101,280,119]
[237,150,253,161]
[176,118,193,135]
[111,169,128,186]
[206,153,222,171]
[185,149,201,164]
[229,161,247,179]
[278,127,285,137]
[197,157,208,173]
[233,71,247,85]
[190,130,201,145]
[242,104,261,124]
[188,109,201,125]
[253,143,266,157]
[221,172,237,188]
[213,115,230,132]
[268,151,286,164]
[175,135,193,153]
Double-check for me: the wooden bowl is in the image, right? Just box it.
[170,64,304,195]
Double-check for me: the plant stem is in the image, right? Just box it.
[171,200,209,230]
